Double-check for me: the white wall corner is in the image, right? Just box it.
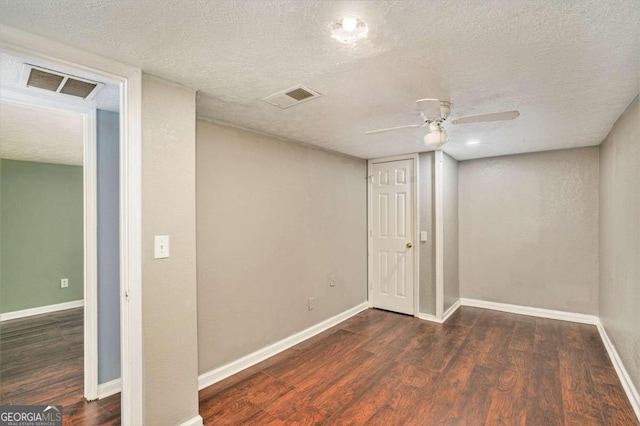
[198,302,369,391]
[177,414,204,426]
[596,322,640,422]
[442,299,461,322]
[417,299,461,324]
[97,378,122,400]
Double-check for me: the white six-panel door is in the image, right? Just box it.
[370,159,415,315]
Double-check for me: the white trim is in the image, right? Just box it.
[459,298,599,324]
[97,378,122,399]
[118,59,144,426]
[178,415,204,426]
[1,23,144,425]
[597,322,640,421]
[434,150,444,319]
[442,299,461,322]
[0,300,84,321]
[83,108,99,401]
[367,154,419,316]
[417,299,460,324]
[367,160,373,309]
[0,86,96,114]
[414,154,420,317]
[0,93,98,399]
[417,313,442,323]
[198,302,369,391]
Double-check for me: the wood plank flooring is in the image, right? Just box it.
[1,306,637,425]
[0,308,120,424]
[199,307,639,425]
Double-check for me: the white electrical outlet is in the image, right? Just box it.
[329,274,336,287]
[61,278,69,288]
[420,231,428,242]
[308,297,315,311]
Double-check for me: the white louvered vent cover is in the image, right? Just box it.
[262,85,321,109]
[20,64,104,100]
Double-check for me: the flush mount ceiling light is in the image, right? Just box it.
[467,140,480,145]
[424,122,448,148]
[330,16,368,44]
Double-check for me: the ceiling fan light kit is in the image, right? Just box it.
[365,98,519,151]
[424,122,448,148]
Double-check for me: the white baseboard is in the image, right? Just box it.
[443,300,461,322]
[97,378,121,399]
[459,298,599,325]
[417,313,442,323]
[198,302,369,390]
[458,298,639,422]
[178,415,204,426]
[417,299,461,324]
[596,322,640,421]
[0,300,84,321]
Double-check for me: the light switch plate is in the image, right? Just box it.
[420,231,428,242]
[328,274,336,287]
[154,235,170,259]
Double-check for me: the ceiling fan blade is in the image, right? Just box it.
[415,98,442,120]
[450,110,520,125]
[365,124,420,135]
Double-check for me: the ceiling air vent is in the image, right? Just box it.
[20,64,104,100]
[262,85,321,109]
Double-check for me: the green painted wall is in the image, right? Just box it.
[0,159,83,313]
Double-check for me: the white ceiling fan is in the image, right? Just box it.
[365,99,520,149]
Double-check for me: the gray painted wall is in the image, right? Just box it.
[599,96,639,395]
[141,76,199,425]
[196,120,367,374]
[418,152,435,315]
[443,153,459,311]
[96,109,120,384]
[459,147,600,314]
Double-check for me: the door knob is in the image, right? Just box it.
[406,242,413,249]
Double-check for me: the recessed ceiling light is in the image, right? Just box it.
[330,17,368,44]
[467,140,480,145]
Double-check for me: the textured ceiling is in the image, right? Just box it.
[1,0,637,160]
[0,102,83,165]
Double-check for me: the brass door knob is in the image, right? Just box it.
[406,242,413,249]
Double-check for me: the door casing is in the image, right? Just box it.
[367,153,419,316]
[0,24,144,425]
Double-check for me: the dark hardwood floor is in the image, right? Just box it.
[0,308,120,425]
[1,306,637,425]
[199,307,638,425]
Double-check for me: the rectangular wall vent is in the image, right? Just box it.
[262,85,321,109]
[20,64,104,100]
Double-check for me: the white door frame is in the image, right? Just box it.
[434,150,444,320]
[0,90,99,399]
[0,24,144,424]
[367,153,420,316]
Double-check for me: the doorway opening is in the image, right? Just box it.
[0,26,143,423]
[367,154,419,316]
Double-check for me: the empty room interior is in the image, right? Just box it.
[0,1,638,425]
